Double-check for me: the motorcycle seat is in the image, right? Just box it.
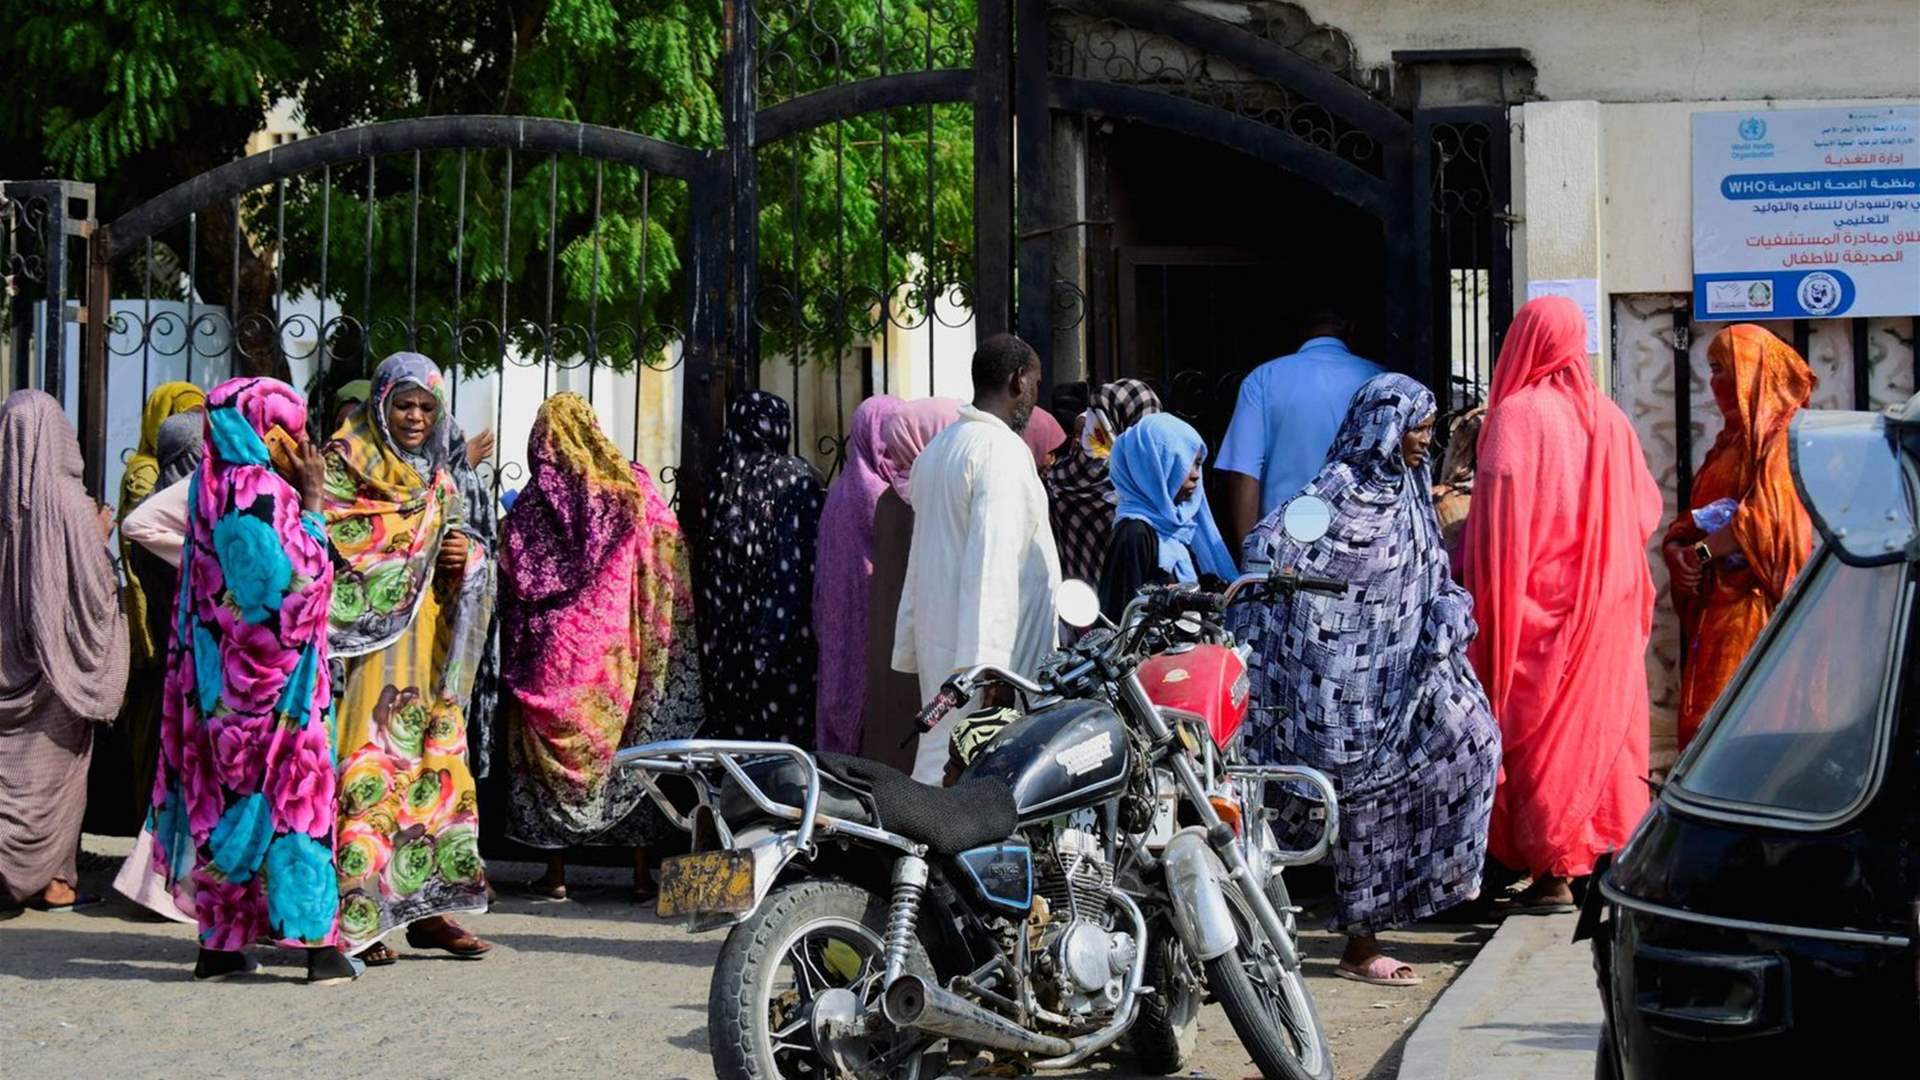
[817,753,1019,856]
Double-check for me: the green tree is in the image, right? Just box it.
[1,0,979,384]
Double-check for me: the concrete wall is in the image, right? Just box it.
[1290,0,1920,103]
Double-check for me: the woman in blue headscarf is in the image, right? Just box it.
[1096,413,1236,618]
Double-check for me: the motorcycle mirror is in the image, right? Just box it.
[1054,579,1102,628]
[1280,494,1333,545]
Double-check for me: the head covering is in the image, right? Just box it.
[1019,408,1067,470]
[1664,324,1815,748]
[813,395,905,753]
[116,382,207,666]
[147,376,340,949]
[500,393,703,846]
[0,390,130,724]
[503,393,655,603]
[1231,372,1498,935]
[1459,296,1664,879]
[1046,379,1163,583]
[154,411,207,490]
[882,397,964,505]
[323,351,472,658]
[1704,324,1816,469]
[133,382,208,474]
[336,380,372,407]
[698,391,827,745]
[1109,413,1236,582]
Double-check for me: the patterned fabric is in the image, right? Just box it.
[812,395,904,754]
[500,394,704,848]
[449,422,503,779]
[323,353,479,660]
[0,390,130,725]
[1,390,126,900]
[1231,374,1499,935]
[1665,324,1815,749]
[323,353,492,951]
[144,377,340,948]
[697,391,826,746]
[119,382,207,666]
[1045,379,1161,583]
[1108,413,1236,582]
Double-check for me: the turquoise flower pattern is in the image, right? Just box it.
[142,377,342,950]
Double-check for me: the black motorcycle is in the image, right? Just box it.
[617,562,1347,1080]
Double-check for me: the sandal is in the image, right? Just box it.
[1503,898,1577,916]
[359,941,399,967]
[631,881,659,905]
[405,919,493,959]
[27,889,103,913]
[519,879,569,903]
[1335,955,1423,987]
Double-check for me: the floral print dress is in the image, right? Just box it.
[323,353,492,951]
[147,377,341,949]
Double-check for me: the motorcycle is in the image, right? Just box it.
[616,500,1346,1080]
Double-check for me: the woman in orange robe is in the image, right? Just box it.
[1661,324,1814,751]
[1460,297,1665,913]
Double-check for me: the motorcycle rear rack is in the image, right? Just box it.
[615,739,927,856]
[1222,764,1342,868]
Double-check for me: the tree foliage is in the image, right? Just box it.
[0,0,979,381]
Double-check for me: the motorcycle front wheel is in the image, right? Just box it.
[1203,880,1333,1080]
[709,879,936,1080]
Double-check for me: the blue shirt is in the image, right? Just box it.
[1215,337,1384,517]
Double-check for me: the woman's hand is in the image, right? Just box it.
[97,504,118,541]
[465,428,496,468]
[295,441,327,514]
[436,532,469,577]
[1664,540,1703,596]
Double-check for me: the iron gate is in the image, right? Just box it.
[2,0,1514,530]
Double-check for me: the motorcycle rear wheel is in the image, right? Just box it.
[710,879,936,1080]
[1203,881,1333,1080]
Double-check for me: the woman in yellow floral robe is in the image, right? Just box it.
[323,353,494,964]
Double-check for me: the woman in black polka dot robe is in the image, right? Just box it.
[696,391,827,747]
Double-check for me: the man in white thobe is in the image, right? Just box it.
[894,334,1061,783]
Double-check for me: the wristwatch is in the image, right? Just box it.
[1692,540,1714,566]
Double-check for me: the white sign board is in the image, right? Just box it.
[1692,105,1919,321]
[1526,278,1602,354]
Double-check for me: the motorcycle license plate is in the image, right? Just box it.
[656,850,755,919]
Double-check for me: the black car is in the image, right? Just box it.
[1582,393,1920,1077]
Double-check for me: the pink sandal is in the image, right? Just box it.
[1336,954,1423,987]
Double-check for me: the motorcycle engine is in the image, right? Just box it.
[1030,826,1135,1019]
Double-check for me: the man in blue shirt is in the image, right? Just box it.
[1215,309,1384,557]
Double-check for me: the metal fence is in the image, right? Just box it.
[11,0,1525,529]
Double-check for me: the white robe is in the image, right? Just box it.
[893,406,1061,782]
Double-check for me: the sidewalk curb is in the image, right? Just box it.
[1395,912,1587,1080]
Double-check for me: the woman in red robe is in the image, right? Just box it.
[1661,324,1814,750]
[1460,296,1664,912]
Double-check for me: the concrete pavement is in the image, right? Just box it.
[1396,912,1603,1080]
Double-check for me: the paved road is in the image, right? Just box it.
[0,837,1490,1079]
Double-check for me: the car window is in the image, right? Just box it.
[1790,410,1918,566]
[1674,552,1907,819]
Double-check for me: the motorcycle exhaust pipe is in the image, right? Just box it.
[882,975,1074,1058]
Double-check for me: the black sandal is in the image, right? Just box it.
[360,941,399,967]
